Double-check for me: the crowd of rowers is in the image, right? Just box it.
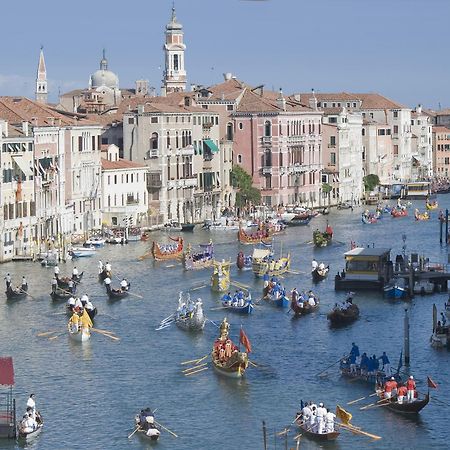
[4,273,28,293]
[213,337,239,363]
[51,265,80,293]
[299,401,336,434]
[342,343,393,377]
[378,375,418,404]
[99,261,130,292]
[221,290,247,307]
[290,287,318,307]
[19,394,42,434]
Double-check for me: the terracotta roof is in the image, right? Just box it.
[120,95,209,115]
[433,126,450,133]
[204,78,248,101]
[434,109,450,116]
[101,157,146,170]
[0,97,100,127]
[352,93,405,110]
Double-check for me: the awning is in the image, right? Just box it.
[252,248,271,259]
[0,357,14,386]
[12,155,33,177]
[203,139,220,153]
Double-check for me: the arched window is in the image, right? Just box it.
[151,132,158,150]
[188,131,192,145]
[226,123,233,141]
[176,132,179,148]
[264,120,272,137]
[166,131,170,148]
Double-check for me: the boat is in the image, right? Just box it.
[391,207,408,218]
[181,223,195,232]
[83,237,105,248]
[183,242,214,270]
[40,255,58,267]
[312,265,329,282]
[426,200,439,210]
[295,415,340,442]
[202,217,247,231]
[106,235,126,244]
[238,226,272,245]
[413,280,434,295]
[174,292,206,331]
[384,277,408,299]
[163,220,182,231]
[265,290,290,308]
[98,268,111,281]
[430,303,450,348]
[133,409,161,441]
[57,272,84,289]
[414,209,430,221]
[17,412,44,441]
[327,303,360,327]
[375,386,430,414]
[5,285,28,300]
[211,260,231,292]
[105,282,130,299]
[221,292,254,314]
[67,323,91,342]
[291,291,319,316]
[51,287,76,301]
[127,227,142,241]
[69,246,96,258]
[287,214,312,226]
[236,251,252,270]
[361,213,378,224]
[313,225,333,247]
[251,248,290,278]
[211,318,249,378]
[151,237,184,261]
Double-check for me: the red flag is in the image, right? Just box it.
[427,376,438,389]
[240,328,252,354]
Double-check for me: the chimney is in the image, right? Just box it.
[293,93,301,102]
[22,121,29,136]
[277,88,286,111]
[190,83,197,92]
[223,73,232,81]
[137,104,145,114]
[416,104,422,114]
[31,117,38,126]
[0,120,8,138]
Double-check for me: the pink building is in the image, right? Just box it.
[233,89,323,207]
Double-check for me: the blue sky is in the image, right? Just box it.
[1,0,448,109]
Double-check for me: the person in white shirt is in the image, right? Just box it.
[315,403,326,434]
[51,277,58,293]
[105,262,112,273]
[104,277,111,286]
[311,259,318,271]
[120,279,128,290]
[308,295,316,306]
[85,300,94,311]
[54,266,60,277]
[81,294,89,305]
[74,297,83,309]
[301,403,312,426]
[318,262,325,271]
[67,297,76,310]
[26,394,36,420]
[72,267,79,277]
[309,404,317,429]
[325,409,336,433]
[98,260,104,274]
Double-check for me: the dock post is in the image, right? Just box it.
[408,260,414,299]
[404,308,410,366]
[440,217,443,244]
[262,420,268,450]
[446,209,449,245]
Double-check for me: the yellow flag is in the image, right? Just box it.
[336,405,352,425]
[80,309,93,328]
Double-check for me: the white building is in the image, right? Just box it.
[101,144,147,227]
[410,105,433,180]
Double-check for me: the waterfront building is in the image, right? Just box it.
[0,120,36,262]
[101,144,147,228]
[432,126,450,177]
[410,105,433,180]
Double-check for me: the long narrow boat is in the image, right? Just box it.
[211,319,249,378]
[391,208,408,218]
[375,388,430,414]
[70,247,96,258]
[183,242,214,270]
[134,409,161,441]
[221,292,253,314]
[295,417,340,442]
[414,209,429,221]
[6,285,28,301]
[291,292,320,316]
[238,226,271,245]
[327,304,359,327]
[312,266,329,282]
[50,287,75,301]
[288,214,312,226]
[17,414,44,441]
[251,248,290,278]
[426,200,438,211]
[105,283,130,299]
[152,237,184,261]
[174,295,206,331]
[211,260,231,292]
[57,272,84,289]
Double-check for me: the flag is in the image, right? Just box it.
[239,328,252,353]
[335,405,352,425]
[427,376,438,389]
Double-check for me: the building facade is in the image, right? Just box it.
[410,105,433,180]
[432,126,450,177]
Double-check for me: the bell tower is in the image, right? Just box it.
[35,47,48,104]
[161,5,186,96]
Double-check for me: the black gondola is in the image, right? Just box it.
[6,285,28,300]
[327,304,360,327]
[57,271,84,289]
[50,286,76,301]
[98,269,111,282]
[312,266,329,282]
[106,283,130,299]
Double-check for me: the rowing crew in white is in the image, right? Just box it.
[301,402,336,433]
[67,295,95,312]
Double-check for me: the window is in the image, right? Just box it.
[394,145,399,156]
[393,111,398,118]
[114,175,117,184]
[329,117,337,124]
[370,113,374,119]
[226,123,233,141]
[151,117,158,124]
[238,122,243,130]
[173,54,179,71]
[112,217,118,226]
[378,129,386,136]
[237,154,242,164]
[362,128,365,136]
[227,105,234,111]
[167,131,170,148]
[330,136,336,146]
[264,121,271,137]
[128,118,134,125]
[393,125,399,134]
[330,152,336,165]
[78,136,83,152]
[151,132,158,150]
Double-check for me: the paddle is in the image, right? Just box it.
[347,392,378,405]
[338,422,381,440]
[19,288,36,300]
[37,330,59,337]
[91,327,120,341]
[154,420,178,438]
[189,284,206,291]
[315,356,346,378]
[182,363,208,373]
[249,361,258,368]
[128,426,141,439]
[48,333,63,340]
[181,355,208,365]
[360,397,389,410]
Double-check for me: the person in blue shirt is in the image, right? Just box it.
[350,343,360,358]
[372,354,379,372]
[349,353,357,374]
[379,352,391,376]
[360,353,369,374]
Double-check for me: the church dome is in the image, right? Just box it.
[90,69,119,89]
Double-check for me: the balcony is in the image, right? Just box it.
[261,136,272,146]
[262,166,272,175]
[181,145,195,156]
[126,198,139,205]
[147,172,162,188]
[183,177,198,188]
[287,135,306,144]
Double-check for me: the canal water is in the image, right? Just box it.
[0,196,449,450]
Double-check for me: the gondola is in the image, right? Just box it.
[288,214,312,226]
[105,283,130,299]
[17,413,44,441]
[327,304,360,327]
[414,209,429,221]
[221,292,254,314]
[375,388,430,414]
[291,293,319,317]
[312,266,329,282]
[50,287,75,301]
[211,319,249,378]
[295,417,340,442]
[98,269,111,281]
[174,294,206,331]
[5,285,28,300]
[134,409,161,441]
[152,237,184,261]
[183,242,214,270]
[57,272,84,289]
[238,226,271,245]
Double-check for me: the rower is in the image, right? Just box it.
[397,383,407,404]
[311,259,318,271]
[222,292,232,305]
[54,265,60,278]
[74,297,83,311]
[5,273,11,289]
[104,277,111,287]
[81,294,89,307]
[26,394,36,420]
[72,266,79,278]
[318,262,325,271]
[68,279,75,294]
[105,262,112,273]
[67,296,76,311]
[308,292,316,306]
[98,260,104,274]
[120,278,128,291]
[316,403,326,434]
[390,376,398,397]
[291,287,299,303]
[384,379,393,399]
[21,276,28,291]
[301,402,312,425]
[441,312,447,327]
[325,408,336,433]
[350,342,360,363]
[85,299,94,312]
[360,353,369,375]
[51,276,58,294]
[23,414,37,433]
[379,352,391,376]
[406,375,416,403]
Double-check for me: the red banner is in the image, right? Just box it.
[240,328,252,354]
[427,376,438,389]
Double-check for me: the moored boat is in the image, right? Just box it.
[183,242,214,270]
[238,226,272,244]
[430,303,450,348]
[211,318,250,378]
[174,292,206,331]
[211,260,231,292]
[384,277,408,299]
[152,237,184,261]
[69,246,96,258]
[413,280,434,295]
[83,237,105,248]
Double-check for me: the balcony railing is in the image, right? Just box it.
[261,136,272,146]
[147,173,162,188]
[262,167,272,175]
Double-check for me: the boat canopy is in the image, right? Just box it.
[252,248,271,259]
[0,357,14,386]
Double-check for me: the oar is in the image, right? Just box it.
[19,289,36,300]
[181,355,209,365]
[360,397,389,410]
[128,426,141,439]
[315,356,346,378]
[91,328,120,341]
[184,367,208,376]
[347,392,378,405]
[339,422,381,440]
[48,333,63,340]
[210,306,228,311]
[189,284,206,291]
[37,330,59,337]
[182,363,208,373]
[249,361,258,368]
[127,291,143,299]
[154,420,178,438]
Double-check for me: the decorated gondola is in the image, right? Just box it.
[327,303,360,327]
[426,200,438,210]
[174,292,206,331]
[391,207,408,218]
[238,226,271,245]
[291,291,319,316]
[313,224,333,247]
[5,284,28,301]
[414,208,429,221]
[295,415,340,442]
[312,265,329,282]
[183,242,214,270]
[236,251,252,270]
[252,248,290,278]
[151,236,184,261]
[221,291,254,314]
[211,318,250,378]
[211,260,231,292]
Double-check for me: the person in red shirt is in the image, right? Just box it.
[406,376,416,403]
[390,377,398,397]
[397,384,408,404]
[384,380,393,399]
